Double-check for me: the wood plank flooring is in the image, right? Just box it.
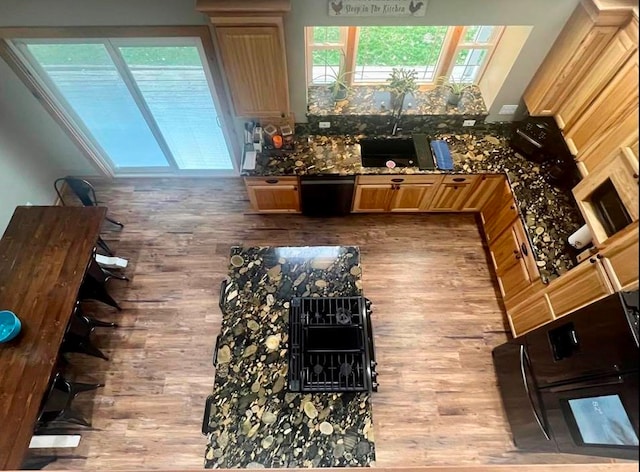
[37,177,619,469]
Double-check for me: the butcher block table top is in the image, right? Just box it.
[0,206,106,470]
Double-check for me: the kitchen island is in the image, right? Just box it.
[204,246,375,468]
[242,133,584,282]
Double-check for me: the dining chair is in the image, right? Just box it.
[35,372,103,430]
[54,177,123,256]
[60,307,109,361]
[78,255,126,311]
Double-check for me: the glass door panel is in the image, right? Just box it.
[118,44,234,170]
[25,43,170,168]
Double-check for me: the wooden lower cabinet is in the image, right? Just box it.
[430,175,480,211]
[352,185,394,212]
[599,224,640,291]
[390,183,438,212]
[245,177,300,213]
[462,174,503,211]
[508,293,554,337]
[545,257,614,318]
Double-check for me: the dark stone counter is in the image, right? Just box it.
[242,134,584,282]
[204,246,375,468]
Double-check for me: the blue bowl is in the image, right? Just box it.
[0,310,21,343]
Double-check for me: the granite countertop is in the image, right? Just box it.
[308,85,488,117]
[205,246,375,468]
[242,134,584,282]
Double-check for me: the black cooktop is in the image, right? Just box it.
[288,296,377,393]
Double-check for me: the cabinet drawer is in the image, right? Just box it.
[545,258,613,318]
[508,293,554,337]
[245,176,298,186]
[357,174,442,185]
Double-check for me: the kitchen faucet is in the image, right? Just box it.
[389,92,405,136]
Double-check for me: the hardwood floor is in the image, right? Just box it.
[38,177,618,469]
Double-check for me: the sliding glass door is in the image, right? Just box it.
[12,38,235,174]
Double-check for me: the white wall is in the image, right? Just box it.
[0,55,100,233]
[284,0,581,122]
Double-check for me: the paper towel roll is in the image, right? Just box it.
[568,224,592,249]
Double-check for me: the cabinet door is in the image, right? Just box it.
[461,174,504,212]
[523,0,620,115]
[599,224,639,291]
[555,23,636,130]
[508,293,554,337]
[483,197,519,244]
[216,26,289,116]
[246,184,299,212]
[352,185,393,212]
[564,53,639,156]
[490,222,522,272]
[545,258,613,318]
[390,183,438,212]
[430,175,478,211]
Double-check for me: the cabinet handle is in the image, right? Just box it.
[265,179,279,184]
[453,186,458,190]
[596,254,602,259]
[453,177,466,182]
[515,254,521,259]
[510,205,515,210]
[589,258,596,264]
[293,187,298,191]
[391,178,404,183]
[513,250,519,255]
[520,243,528,257]
[633,173,638,179]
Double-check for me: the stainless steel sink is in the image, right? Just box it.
[359,138,417,168]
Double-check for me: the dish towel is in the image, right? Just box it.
[430,140,454,170]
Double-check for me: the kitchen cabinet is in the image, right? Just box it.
[555,20,637,131]
[352,175,443,212]
[197,0,291,117]
[564,51,639,157]
[461,174,503,212]
[508,292,554,337]
[573,146,639,246]
[599,223,639,291]
[545,256,614,319]
[489,218,540,302]
[523,0,634,116]
[483,197,519,245]
[430,175,480,211]
[245,176,300,213]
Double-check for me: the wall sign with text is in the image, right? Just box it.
[328,0,427,17]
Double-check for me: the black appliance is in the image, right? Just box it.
[299,175,355,216]
[589,179,633,237]
[493,291,639,460]
[288,296,377,393]
[510,116,580,189]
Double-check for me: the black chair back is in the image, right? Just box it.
[54,177,97,207]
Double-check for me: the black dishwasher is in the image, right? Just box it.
[300,175,355,216]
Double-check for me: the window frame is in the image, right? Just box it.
[0,27,240,177]
[306,25,504,88]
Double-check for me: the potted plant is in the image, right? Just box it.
[436,76,473,106]
[312,51,353,102]
[387,67,418,110]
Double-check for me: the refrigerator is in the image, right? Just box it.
[493,290,639,460]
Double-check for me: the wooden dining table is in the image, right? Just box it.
[0,206,106,470]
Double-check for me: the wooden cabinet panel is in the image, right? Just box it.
[545,258,613,318]
[513,219,541,282]
[508,293,554,337]
[599,224,639,290]
[564,53,639,156]
[491,223,521,271]
[430,175,479,211]
[573,146,639,245]
[462,174,503,211]
[245,176,299,213]
[215,26,289,116]
[390,183,438,212]
[556,23,636,130]
[483,198,519,244]
[496,259,533,301]
[352,185,394,212]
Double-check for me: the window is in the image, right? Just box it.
[9,37,235,174]
[306,25,503,86]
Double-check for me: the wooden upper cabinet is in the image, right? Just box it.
[564,51,639,156]
[523,0,634,116]
[555,20,637,130]
[196,0,291,117]
[599,223,639,291]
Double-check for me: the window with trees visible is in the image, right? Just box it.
[306,25,503,87]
